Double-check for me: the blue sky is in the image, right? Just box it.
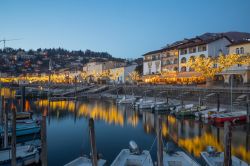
[1,0,250,58]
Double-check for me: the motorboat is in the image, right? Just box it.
[117,96,136,104]
[212,111,247,123]
[163,142,200,166]
[194,108,227,119]
[201,146,248,166]
[0,123,40,137]
[0,144,40,166]
[111,140,154,166]
[64,156,106,166]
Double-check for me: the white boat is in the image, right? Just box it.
[194,108,227,118]
[64,156,106,166]
[111,141,154,166]
[163,151,200,166]
[201,146,248,166]
[0,145,40,166]
[151,102,170,111]
[171,104,194,114]
[117,96,136,104]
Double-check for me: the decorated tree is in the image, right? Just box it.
[127,71,140,84]
[187,54,250,85]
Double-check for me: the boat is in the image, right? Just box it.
[8,112,32,120]
[64,156,106,166]
[0,123,40,137]
[194,108,227,119]
[111,140,154,166]
[152,102,170,111]
[201,146,248,166]
[117,96,136,104]
[133,98,155,110]
[163,142,200,166]
[163,151,200,166]
[0,144,40,166]
[212,111,247,123]
[64,118,106,166]
[174,105,207,117]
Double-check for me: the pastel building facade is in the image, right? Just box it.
[220,40,250,84]
[178,36,231,72]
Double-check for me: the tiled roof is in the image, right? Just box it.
[227,40,250,47]
[142,32,250,57]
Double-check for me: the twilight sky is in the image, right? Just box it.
[1,0,250,58]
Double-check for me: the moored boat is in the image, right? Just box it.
[111,140,154,166]
[163,142,199,166]
[201,146,248,166]
[0,123,40,137]
[8,112,32,120]
[64,156,106,166]
[212,111,247,123]
[163,151,200,166]
[0,144,40,166]
[117,96,136,104]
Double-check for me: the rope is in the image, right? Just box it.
[142,135,157,165]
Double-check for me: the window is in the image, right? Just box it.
[181,57,187,63]
[189,56,195,62]
[181,66,186,72]
[198,45,207,52]
[236,48,240,54]
[174,58,178,64]
[240,47,244,54]
[180,49,187,55]
[189,47,196,53]
[166,60,171,65]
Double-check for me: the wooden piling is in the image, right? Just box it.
[224,122,232,166]
[21,86,26,112]
[217,93,220,112]
[4,100,8,148]
[156,112,163,166]
[41,110,48,166]
[247,95,250,123]
[11,108,16,166]
[89,118,98,166]
[0,96,4,124]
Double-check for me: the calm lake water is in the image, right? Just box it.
[0,86,250,165]
[27,99,250,165]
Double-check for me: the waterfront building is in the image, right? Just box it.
[178,34,231,72]
[142,50,162,75]
[110,63,137,83]
[220,40,250,85]
[82,60,125,76]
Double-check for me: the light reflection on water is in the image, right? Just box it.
[2,97,250,165]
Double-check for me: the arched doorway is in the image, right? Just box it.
[213,75,224,85]
[229,74,243,86]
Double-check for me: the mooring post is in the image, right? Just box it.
[217,93,220,113]
[89,118,98,166]
[21,86,26,112]
[0,96,4,125]
[11,108,16,166]
[4,100,9,148]
[246,124,250,152]
[41,109,48,166]
[156,111,163,166]
[246,95,249,123]
[224,122,232,166]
